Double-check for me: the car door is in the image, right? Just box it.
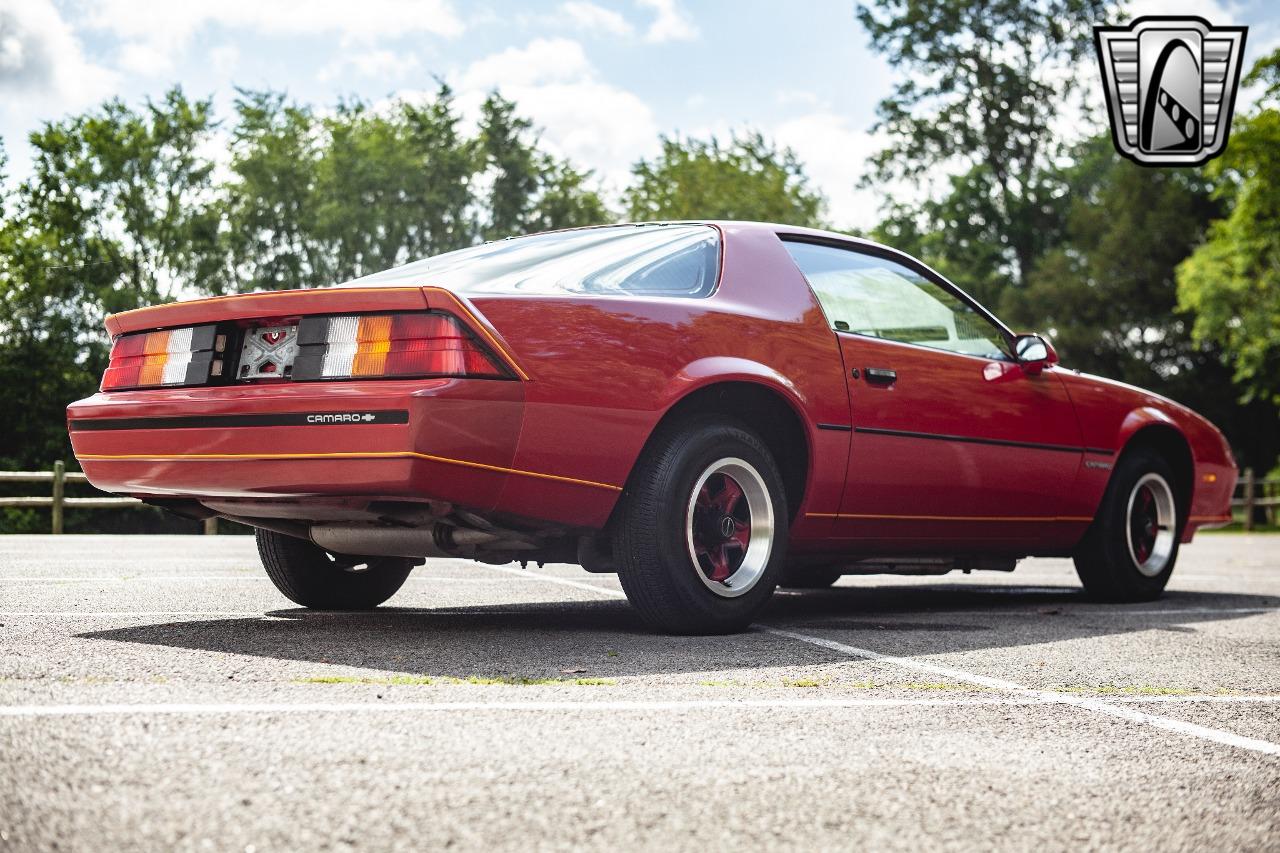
[781,238,1086,552]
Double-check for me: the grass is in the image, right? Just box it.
[1055,684,1216,696]
[1202,523,1280,534]
[295,674,616,687]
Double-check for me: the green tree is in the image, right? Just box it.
[477,92,609,240]
[528,160,611,233]
[998,136,1279,469]
[624,132,825,225]
[314,86,479,281]
[870,165,1034,306]
[220,90,325,292]
[1177,49,1280,409]
[0,89,220,471]
[857,0,1111,287]
[1001,136,1218,385]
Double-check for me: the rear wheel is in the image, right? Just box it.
[1074,448,1181,601]
[256,529,413,609]
[614,417,788,634]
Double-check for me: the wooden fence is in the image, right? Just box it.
[0,462,217,534]
[1236,468,1280,531]
[0,461,1275,535]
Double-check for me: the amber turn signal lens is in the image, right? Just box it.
[292,312,506,381]
[101,325,218,391]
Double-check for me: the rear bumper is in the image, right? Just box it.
[67,378,526,511]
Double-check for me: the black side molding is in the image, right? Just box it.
[853,425,1113,456]
[69,410,410,431]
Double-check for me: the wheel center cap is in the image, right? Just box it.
[719,516,737,539]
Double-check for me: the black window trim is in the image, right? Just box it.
[776,232,1017,361]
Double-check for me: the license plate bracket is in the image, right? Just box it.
[238,324,299,381]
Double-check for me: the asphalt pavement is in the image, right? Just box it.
[2,533,1279,851]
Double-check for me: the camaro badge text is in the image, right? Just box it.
[1094,16,1247,166]
[306,413,379,424]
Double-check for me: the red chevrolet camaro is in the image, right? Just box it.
[67,222,1238,633]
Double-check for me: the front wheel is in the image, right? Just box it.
[256,529,413,609]
[613,417,788,634]
[1073,447,1181,601]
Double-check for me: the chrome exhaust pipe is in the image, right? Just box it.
[309,525,454,558]
[307,523,536,559]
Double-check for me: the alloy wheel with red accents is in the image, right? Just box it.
[613,418,788,634]
[1126,472,1176,577]
[685,458,774,598]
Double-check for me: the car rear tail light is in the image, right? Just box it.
[101,325,220,391]
[292,312,506,380]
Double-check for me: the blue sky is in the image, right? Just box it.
[2,0,1278,228]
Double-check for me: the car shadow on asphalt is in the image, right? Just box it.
[75,583,1280,679]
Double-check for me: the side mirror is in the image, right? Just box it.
[1013,333,1058,375]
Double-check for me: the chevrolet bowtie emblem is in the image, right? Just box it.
[1094,16,1247,166]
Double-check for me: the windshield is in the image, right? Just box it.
[344,224,720,298]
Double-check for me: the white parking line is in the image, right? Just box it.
[1080,607,1279,615]
[762,627,1280,757]
[8,694,1280,719]
[0,576,268,582]
[485,564,630,598]
[6,695,1280,719]
[0,608,551,618]
[0,611,273,617]
[0,575,529,583]
[489,565,1280,758]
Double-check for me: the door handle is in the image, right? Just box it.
[864,367,897,385]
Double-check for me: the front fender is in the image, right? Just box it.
[1115,406,1180,451]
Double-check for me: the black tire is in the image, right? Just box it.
[780,565,843,589]
[256,529,413,610]
[613,416,788,635]
[1073,447,1181,602]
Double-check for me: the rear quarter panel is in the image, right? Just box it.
[473,224,851,533]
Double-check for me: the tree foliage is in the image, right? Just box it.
[0,89,220,471]
[624,132,825,226]
[857,0,1111,285]
[1177,50,1280,408]
[219,86,607,293]
[1001,137,1219,385]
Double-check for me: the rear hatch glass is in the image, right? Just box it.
[344,224,720,298]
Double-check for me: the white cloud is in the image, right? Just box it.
[210,44,240,76]
[772,111,885,230]
[117,39,173,76]
[0,0,116,104]
[559,2,634,36]
[83,0,464,76]
[320,49,421,83]
[775,89,822,108]
[450,37,659,202]
[460,37,593,90]
[638,0,698,43]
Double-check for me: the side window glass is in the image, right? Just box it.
[783,241,1010,361]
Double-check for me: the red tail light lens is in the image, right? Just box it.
[292,312,506,381]
[101,325,220,391]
